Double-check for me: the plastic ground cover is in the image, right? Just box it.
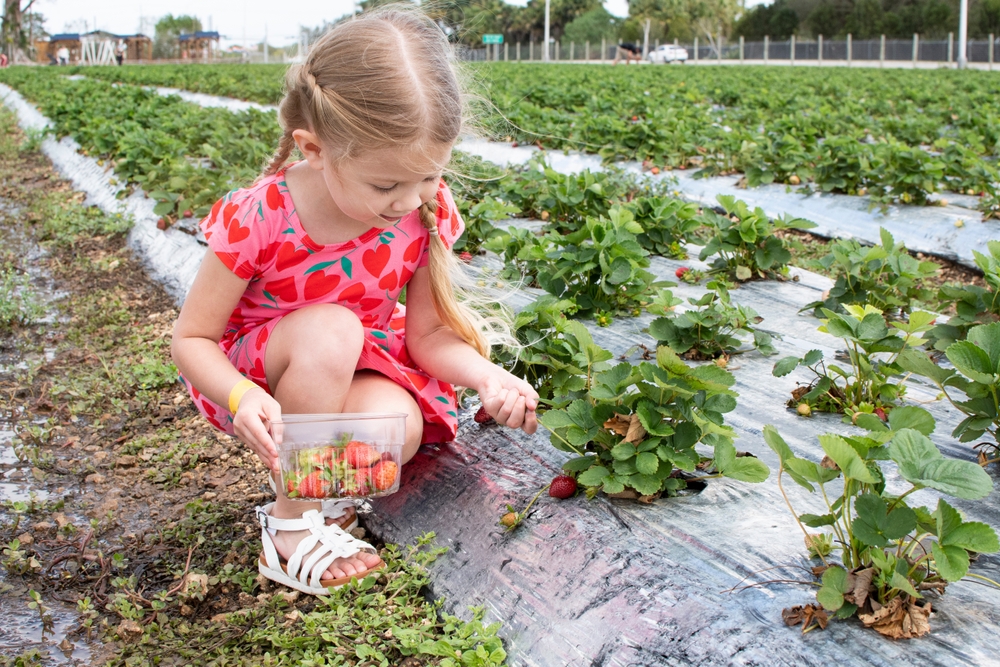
[4,81,1000,666]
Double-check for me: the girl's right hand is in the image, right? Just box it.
[232,388,283,471]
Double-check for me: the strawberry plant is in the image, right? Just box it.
[697,195,816,282]
[539,345,768,498]
[898,322,1000,463]
[648,280,775,360]
[803,228,938,319]
[492,206,667,318]
[925,241,1000,351]
[628,196,702,259]
[764,411,998,639]
[773,305,935,415]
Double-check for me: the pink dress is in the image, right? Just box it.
[180,165,465,445]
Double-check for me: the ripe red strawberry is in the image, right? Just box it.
[156,218,167,230]
[675,267,690,279]
[183,209,193,218]
[474,405,494,424]
[343,441,381,468]
[459,251,473,263]
[548,475,577,499]
[288,470,332,499]
[371,461,399,491]
[874,407,887,421]
[342,468,372,497]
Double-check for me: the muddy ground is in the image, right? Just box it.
[0,111,504,666]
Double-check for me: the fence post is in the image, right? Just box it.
[990,34,994,71]
[948,32,954,64]
[586,41,590,61]
[554,40,559,61]
[517,41,521,61]
[601,37,606,63]
[880,34,885,67]
[655,39,659,49]
[570,41,574,61]
[912,33,918,68]
[694,36,699,62]
[790,35,795,66]
[818,34,823,66]
[739,35,744,63]
[529,40,533,61]
[505,42,509,61]
[717,36,723,63]
[764,35,769,64]
[847,33,852,67]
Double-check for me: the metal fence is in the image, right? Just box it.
[459,34,999,67]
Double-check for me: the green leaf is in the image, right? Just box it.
[713,440,769,483]
[800,513,836,527]
[816,566,849,611]
[762,425,794,462]
[890,429,994,499]
[635,452,660,475]
[819,434,877,483]
[562,456,596,473]
[538,410,575,431]
[772,356,800,377]
[967,322,1000,372]
[611,442,637,461]
[655,345,689,374]
[896,349,956,385]
[577,466,610,487]
[889,571,921,599]
[887,406,935,435]
[937,499,1000,553]
[852,493,917,548]
[946,341,997,384]
[931,542,970,582]
[628,473,663,496]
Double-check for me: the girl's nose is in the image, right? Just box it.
[393,189,423,213]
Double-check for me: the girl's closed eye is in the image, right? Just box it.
[372,184,397,194]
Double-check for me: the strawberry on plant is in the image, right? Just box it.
[874,407,887,421]
[371,461,398,491]
[459,251,473,263]
[474,405,494,425]
[675,267,689,279]
[500,512,518,528]
[548,475,577,499]
[343,441,381,468]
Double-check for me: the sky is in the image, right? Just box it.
[32,0,637,47]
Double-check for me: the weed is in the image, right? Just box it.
[0,266,44,331]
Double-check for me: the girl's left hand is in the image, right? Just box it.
[477,368,539,434]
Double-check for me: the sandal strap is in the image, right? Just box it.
[256,505,376,589]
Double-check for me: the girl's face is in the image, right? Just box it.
[323,142,453,229]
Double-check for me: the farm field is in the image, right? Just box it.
[1,63,999,665]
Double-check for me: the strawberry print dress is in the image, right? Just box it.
[180,165,465,445]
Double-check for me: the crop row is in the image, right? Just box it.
[66,62,1000,214]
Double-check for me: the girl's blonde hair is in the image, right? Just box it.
[264,6,507,358]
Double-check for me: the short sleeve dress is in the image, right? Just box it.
[180,165,466,445]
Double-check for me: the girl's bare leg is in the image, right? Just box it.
[262,304,422,580]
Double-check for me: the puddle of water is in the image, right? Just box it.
[0,483,50,503]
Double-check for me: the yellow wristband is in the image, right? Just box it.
[228,379,259,414]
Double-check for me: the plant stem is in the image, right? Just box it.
[776,467,829,567]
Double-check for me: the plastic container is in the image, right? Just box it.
[273,413,406,501]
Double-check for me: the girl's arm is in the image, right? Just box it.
[404,266,538,434]
[171,251,282,469]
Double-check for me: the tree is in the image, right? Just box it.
[736,0,800,39]
[563,6,621,44]
[153,14,201,59]
[976,0,1000,36]
[2,0,36,59]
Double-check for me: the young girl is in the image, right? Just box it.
[171,8,538,595]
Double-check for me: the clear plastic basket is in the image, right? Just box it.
[272,413,406,501]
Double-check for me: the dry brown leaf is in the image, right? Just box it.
[604,414,631,437]
[850,568,874,609]
[859,596,932,639]
[811,565,829,577]
[782,604,828,632]
[820,455,840,470]
[782,605,805,626]
[604,489,640,500]
[624,414,647,444]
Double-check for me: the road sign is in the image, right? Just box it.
[482,34,504,45]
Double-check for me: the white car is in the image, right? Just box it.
[648,45,688,64]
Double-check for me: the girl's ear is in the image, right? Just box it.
[292,129,325,170]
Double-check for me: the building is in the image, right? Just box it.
[179,31,220,61]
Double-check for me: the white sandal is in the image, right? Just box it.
[255,503,384,595]
[266,476,359,531]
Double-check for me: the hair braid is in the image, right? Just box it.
[419,200,489,358]
[263,129,296,177]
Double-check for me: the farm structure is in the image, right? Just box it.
[35,31,151,65]
[178,31,221,61]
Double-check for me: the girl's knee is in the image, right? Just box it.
[286,304,364,354]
